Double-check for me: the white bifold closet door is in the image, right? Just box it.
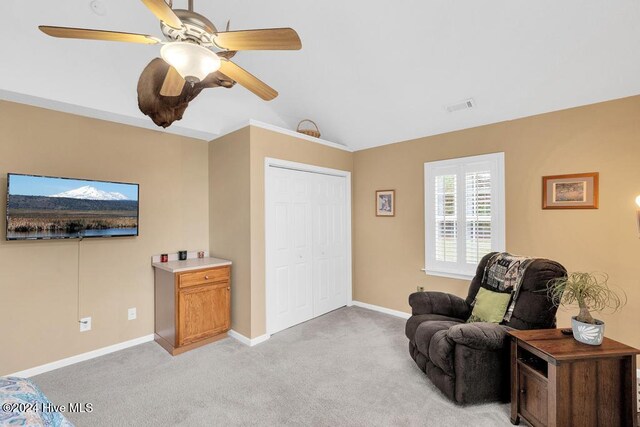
[267,166,348,334]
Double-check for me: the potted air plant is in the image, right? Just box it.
[547,272,626,345]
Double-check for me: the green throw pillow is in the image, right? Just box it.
[467,287,512,323]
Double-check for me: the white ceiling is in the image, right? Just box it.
[2,0,640,150]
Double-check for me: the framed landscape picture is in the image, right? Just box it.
[376,190,395,216]
[542,172,599,209]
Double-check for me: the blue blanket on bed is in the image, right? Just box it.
[0,377,74,427]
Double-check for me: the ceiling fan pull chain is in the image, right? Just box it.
[188,0,194,12]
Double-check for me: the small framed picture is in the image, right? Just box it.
[542,172,599,209]
[376,190,395,217]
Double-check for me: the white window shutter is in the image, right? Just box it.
[434,174,457,262]
[465,170,492,265]
[425,153,505,279]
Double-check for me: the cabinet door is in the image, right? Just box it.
[178,282,230,346]
[519,368,548,427]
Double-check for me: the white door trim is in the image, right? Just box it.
[265,157,352,335]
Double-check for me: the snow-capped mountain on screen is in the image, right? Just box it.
[50,186,129,201]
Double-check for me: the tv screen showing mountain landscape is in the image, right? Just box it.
[6,174,139,240]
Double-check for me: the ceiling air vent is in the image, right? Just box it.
[445,98,475,113]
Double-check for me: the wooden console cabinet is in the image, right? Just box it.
[152,257,231,355]
[508,329,639,427]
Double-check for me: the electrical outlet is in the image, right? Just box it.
[128,307,137,320]
[79,317,91,332]
[417,286,425,292]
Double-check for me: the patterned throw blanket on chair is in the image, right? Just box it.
[482,252,535,322]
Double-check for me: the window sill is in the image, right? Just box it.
[421,268,474,281]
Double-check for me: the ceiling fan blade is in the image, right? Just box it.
[160,66,186,97]
[214,28,301,51]
[219,60,278,101]
[141,0,183,30]
[39,26,160,44]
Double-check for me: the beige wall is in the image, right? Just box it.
[210,125,353,338]
[0,101,210,376]
[209,128,252,337]
[5,93,640,374]
[248,126,354,337]
[353,95,640,351]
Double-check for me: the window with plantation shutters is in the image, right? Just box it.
[424,153,505,279]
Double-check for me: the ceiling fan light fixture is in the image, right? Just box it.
[160,42,220,83]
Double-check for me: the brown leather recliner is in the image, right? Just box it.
[406,252,566,404]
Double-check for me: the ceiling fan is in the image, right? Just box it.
[38,0,302,101]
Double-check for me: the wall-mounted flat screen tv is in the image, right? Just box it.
[6,173,139,240]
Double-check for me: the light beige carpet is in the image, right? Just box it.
[33,306,512,426]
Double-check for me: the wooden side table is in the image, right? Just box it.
[508,329,639,427]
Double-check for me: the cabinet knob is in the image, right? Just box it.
[205,275,210,279]
[520,389,526,395]
[227,287,230,290]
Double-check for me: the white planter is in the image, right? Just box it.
[571,316,604,345]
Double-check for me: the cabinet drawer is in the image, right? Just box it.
[179,266,230,288]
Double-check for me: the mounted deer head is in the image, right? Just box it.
[137,57,235,128]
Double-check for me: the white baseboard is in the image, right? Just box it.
[8,334,155,378]
[228,329,271,346]
[351,300,411,319]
